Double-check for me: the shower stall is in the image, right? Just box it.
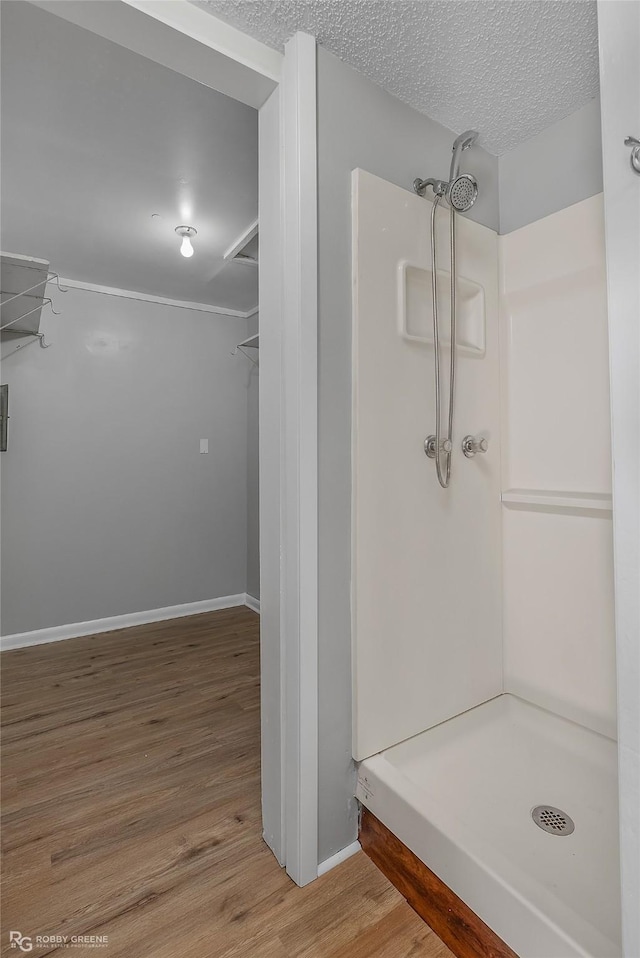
[351,127,619,956]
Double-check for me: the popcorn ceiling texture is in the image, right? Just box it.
[196,0,599,155]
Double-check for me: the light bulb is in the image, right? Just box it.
[175,225,197,258]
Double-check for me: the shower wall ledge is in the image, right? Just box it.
[502,489,613,514]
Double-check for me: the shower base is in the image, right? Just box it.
[355,694,621,958]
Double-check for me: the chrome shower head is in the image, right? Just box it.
[447,173,478,212]
[449,129,479,182]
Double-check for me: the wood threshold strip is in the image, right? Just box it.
[360,808,519,958]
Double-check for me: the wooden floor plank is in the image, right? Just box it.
[1,608,452,957]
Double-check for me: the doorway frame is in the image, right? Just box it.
[597,2,640,952]
[34,0,319,887]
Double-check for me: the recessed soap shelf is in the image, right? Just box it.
[398,260,486,355]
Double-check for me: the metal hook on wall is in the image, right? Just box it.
[1,331,50,360]
[0,271,69,308]
[50,272,70,294]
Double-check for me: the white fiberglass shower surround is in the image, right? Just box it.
[351,151,618,956]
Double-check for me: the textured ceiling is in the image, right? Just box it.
[1,2,258,311]
[196,0,599,155]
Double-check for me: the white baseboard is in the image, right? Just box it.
[0,594,248,651]
[245,594,261,614]
[317,840,361,877]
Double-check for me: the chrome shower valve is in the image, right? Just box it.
[462,435,488,458]
[624,136,640,174]
[424,435,452,459]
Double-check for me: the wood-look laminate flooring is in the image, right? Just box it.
[1,607,453,958]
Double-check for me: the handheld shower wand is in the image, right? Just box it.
[447,130,479,213]
[449,129,479,181]
[414,129,479,213]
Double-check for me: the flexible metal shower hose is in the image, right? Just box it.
[430,194,457,488]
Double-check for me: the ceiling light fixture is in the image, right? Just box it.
[175,225,197,258]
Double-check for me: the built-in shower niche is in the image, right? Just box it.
[399,261,485,354]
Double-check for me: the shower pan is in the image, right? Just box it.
[356,695,620,958]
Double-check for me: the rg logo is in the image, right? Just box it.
[9,932,33,952]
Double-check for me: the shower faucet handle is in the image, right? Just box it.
[462,435,488,458]
[624,136,640,174]
[424,435,452,459]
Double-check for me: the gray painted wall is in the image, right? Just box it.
[499,97,603,234]
[316,46,499,863]
[1,286,252,636]
[246,316,260,601]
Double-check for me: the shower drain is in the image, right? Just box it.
[531,805,575,836]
